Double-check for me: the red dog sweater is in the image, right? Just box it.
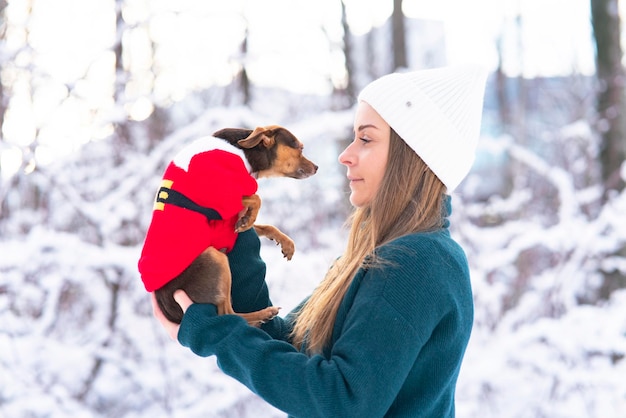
[138,136,258,292]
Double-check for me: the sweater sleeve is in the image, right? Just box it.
[227,228,296,341]
[227,228,271,314]
[177,237,459,417]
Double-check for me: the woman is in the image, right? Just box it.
[153,65,487,417]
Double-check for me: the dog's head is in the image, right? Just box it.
[213,125,318,179]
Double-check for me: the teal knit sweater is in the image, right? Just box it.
[178,198,473,417]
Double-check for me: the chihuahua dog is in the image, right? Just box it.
[149,125,317,325]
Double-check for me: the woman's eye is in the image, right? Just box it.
[359,137,371,144]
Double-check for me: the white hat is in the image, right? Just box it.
[358,65,487,192]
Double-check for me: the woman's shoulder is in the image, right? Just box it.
[368,231,471,322]
[377,229,463,261]
[372,230,470,296]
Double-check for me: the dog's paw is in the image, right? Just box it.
[279,239,295,260]
[272,235,295,260]
[237,196,260,232]
[265,306,280,319]
[249,306,281,327]
[235,216,252,232]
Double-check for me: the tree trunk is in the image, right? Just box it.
[340,0,355,102]
[239,27,251,105]
[591,0,626,197]
[0,0,7,134]
[391,0,407,71]
[0,0,9,220]
[111,0,132,164]
[590,0,626,299]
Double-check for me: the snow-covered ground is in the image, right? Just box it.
[1,92,626,417]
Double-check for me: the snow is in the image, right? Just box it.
[2,58,626,418]
[0,0,623,414]
[2,93,625,418]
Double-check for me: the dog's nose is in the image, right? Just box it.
[297,165,318,178]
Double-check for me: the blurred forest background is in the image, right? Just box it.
[1,0,626,417]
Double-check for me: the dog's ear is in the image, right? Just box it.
[213,128,252,141]
[237,126,277,149]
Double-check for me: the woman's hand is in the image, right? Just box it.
[151,290,194,341]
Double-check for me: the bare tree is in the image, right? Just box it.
[239,26,251,105]
[590,0,626,298]
[391,0,407,71]
[338,0,356,103]
[0,0,45,227]
[0,0,9,219]
[0,0,7,134]
[111,0,132,165]
[591,0,626,197]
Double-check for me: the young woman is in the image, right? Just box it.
[152,65,487,417]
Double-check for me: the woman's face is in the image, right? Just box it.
[338,101,390,208]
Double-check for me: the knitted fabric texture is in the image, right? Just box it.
[176,197,473,417]
[358,65,487,192]
[138,136,257,292]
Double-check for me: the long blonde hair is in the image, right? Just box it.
[291,129,447,354]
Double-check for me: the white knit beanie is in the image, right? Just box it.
[358,65,487,192]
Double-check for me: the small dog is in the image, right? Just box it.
[142,125,317,325]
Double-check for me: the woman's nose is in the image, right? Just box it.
[338,142,354,166]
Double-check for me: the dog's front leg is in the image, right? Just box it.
[236,195,261,232]
[238,306,281,327]
[254,224,296,260]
